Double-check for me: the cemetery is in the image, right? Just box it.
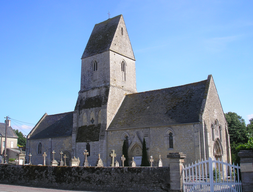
[0,150,173,191]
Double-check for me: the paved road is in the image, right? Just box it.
[0,184,92,192]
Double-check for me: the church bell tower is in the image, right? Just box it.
[72,15,136,165]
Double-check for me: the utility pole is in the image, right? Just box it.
[4,116,9,164]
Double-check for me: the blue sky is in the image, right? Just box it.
[1,0,252,135]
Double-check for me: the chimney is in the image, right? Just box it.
[6,119,11,127]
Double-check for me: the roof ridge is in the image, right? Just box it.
[127,79,208,96]
[95,14,122,26]
[47,111,74,117]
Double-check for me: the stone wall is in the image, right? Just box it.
[201,75,231,163]
[0,165,170,191]
[238,150,253,192]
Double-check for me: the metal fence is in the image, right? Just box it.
[183,157,242,192]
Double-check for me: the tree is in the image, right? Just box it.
[122,137,129,166]
[14,129,26,148]
[225,112,248,145]
[247,118,253,137]
[141,138,150,166]
[225,112,249,164]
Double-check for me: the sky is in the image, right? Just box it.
[0,0,252,135]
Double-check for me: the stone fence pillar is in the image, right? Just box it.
[238,150,253,192]
[167,152,186,192]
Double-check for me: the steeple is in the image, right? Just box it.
[79,14,136,93]
[82,15,135,60]
[73,15,137,161]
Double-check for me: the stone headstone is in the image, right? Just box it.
[121,155,126,167]
[110,150,116,167]
[115,160,119,167]
[150,156,154,167]
[96,154,103,167]
[60,151,64,166]
[51,150,58,166]
[63,154,67,166]
[29,153,32,165]
[131,157,136,167]
[71,156,80,167]
[51,160,58,166]
[43,152,47,166]
[83,149,89,167]
[158,155,163,167]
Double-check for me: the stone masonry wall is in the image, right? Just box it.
[202,75,231,163]
[0,165,170,191]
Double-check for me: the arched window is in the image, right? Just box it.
[38,143,42,154]
[93,61,98,71]
[121,61,126,81]
[169,132,173,148]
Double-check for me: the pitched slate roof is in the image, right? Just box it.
[108,79,208,130]
[0,123,18,138]
[81,15,121,59]
[29,112,73,139]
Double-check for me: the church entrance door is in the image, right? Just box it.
[134,156,142,166]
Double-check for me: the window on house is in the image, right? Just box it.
[121,27,123,35]
[121,61,126,81]
[169,132,173,148]
[10,141,13,148]
[93,61,98,71]
[38,143,42,154]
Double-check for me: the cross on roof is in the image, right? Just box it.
[108,11,110,19]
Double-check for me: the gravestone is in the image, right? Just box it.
[121,155,126,167]
[71,156,80,167]
[115,160,119,167]
[60,151,64,166]
[96,154,103,167]
[63,154,67,166]
[110,150,116,167]
[43,152,47,166]
[51,150,58,166]
[83,149,89,167]
[18,149,25,165]
[150,156,154,167]
[29,153,32,165]
[158,155,163,167]
[131,157,136,167]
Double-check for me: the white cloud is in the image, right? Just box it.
[21,125,33,129]
[247,114,253,121]
[11,124,33,136]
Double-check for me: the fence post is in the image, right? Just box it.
[238,150,253,192]
[167,152,186,192]
[208,157,214,192]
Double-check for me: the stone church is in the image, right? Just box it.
[26,15,231,167]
